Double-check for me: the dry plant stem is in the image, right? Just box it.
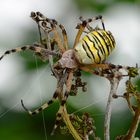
[124,106,140,140]
[62,105,82,140]
[104,76,120,140]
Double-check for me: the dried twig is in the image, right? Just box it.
[124,105,140,140]
[104,70,122,140]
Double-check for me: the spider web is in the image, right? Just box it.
[0,53,48,140]
[34,55,48,140]
[71,95,107,115]
[0,53,107,139]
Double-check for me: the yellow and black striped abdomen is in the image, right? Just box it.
[74,29,115,64]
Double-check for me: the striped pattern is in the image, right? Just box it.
[0,45,59,61]
[21,90,58,115]
[74,29,115,64]
[0,45,43,61]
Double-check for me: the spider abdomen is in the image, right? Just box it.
[74,29,116,64]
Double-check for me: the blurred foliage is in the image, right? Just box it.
[136,78,140,92]
[0,103,73,140]
[20,51,48,71]
[73,0,140,12]
[0,0,140,140]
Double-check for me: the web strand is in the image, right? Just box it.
[0,61,48,119]
[34,55,48,140]
[71,96,107,115]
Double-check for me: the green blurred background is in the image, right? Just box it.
[0,0,140,139]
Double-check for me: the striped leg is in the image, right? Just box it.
[51,106,63,135]
[80,15,105,32]
[49,21,66,53]
[73,19,87,48]
[73,16,96,48]
[31,11,66,53]
[51,70,74,134]
[46,18,69,52]
[79,66,99,75]
[85,63,110,69]
[79,65,109,77]
[79,64,115,78]
[45,18,69,51]
[37,24,43,44]
[85,15,105,31]
[59,24,69,50]
[0,44,59,61]
[21,89,59,115]
[73,15,105,48]
[0,45,42,61]
[61,70,74,105]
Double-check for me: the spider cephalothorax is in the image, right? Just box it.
[0,11,116,133]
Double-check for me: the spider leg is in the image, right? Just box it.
[0,44,60,61]
[98,15,105,30]
[79,64,110,77]
[31,11,66,53]
[51,105,63,135]
[49,21,68,51]
[86,15,105,31]
[79,63,119,78]
[48,19,69,52]
[61,70,74,110]
[74,16,100,47]
[73,16,105,48]
[37,24,43,44]
[41,19,66,53]
[85,63,110,69]
[0,45,43,60]
[34,11,68,53]
[49,21,66,53]
[59,24,69,50]
[79,66,98,75]
[73,20,87,48]
[73,16,97,47]
[51,69,74,135]
[21,90,59,115]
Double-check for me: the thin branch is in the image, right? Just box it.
[124,106,140,140]
[104,72,121,140]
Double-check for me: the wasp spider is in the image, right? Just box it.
[0,11,115,134]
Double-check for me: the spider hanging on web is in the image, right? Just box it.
[0,11,116,134]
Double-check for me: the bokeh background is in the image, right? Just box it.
[0,0,140,140]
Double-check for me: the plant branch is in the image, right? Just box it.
[104,71,121,140]
[124,105,140,140]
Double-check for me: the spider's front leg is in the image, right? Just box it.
[49,20,68,53]
[0,44,59,62]
[0,44,40,61]
[31,11,68,53]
